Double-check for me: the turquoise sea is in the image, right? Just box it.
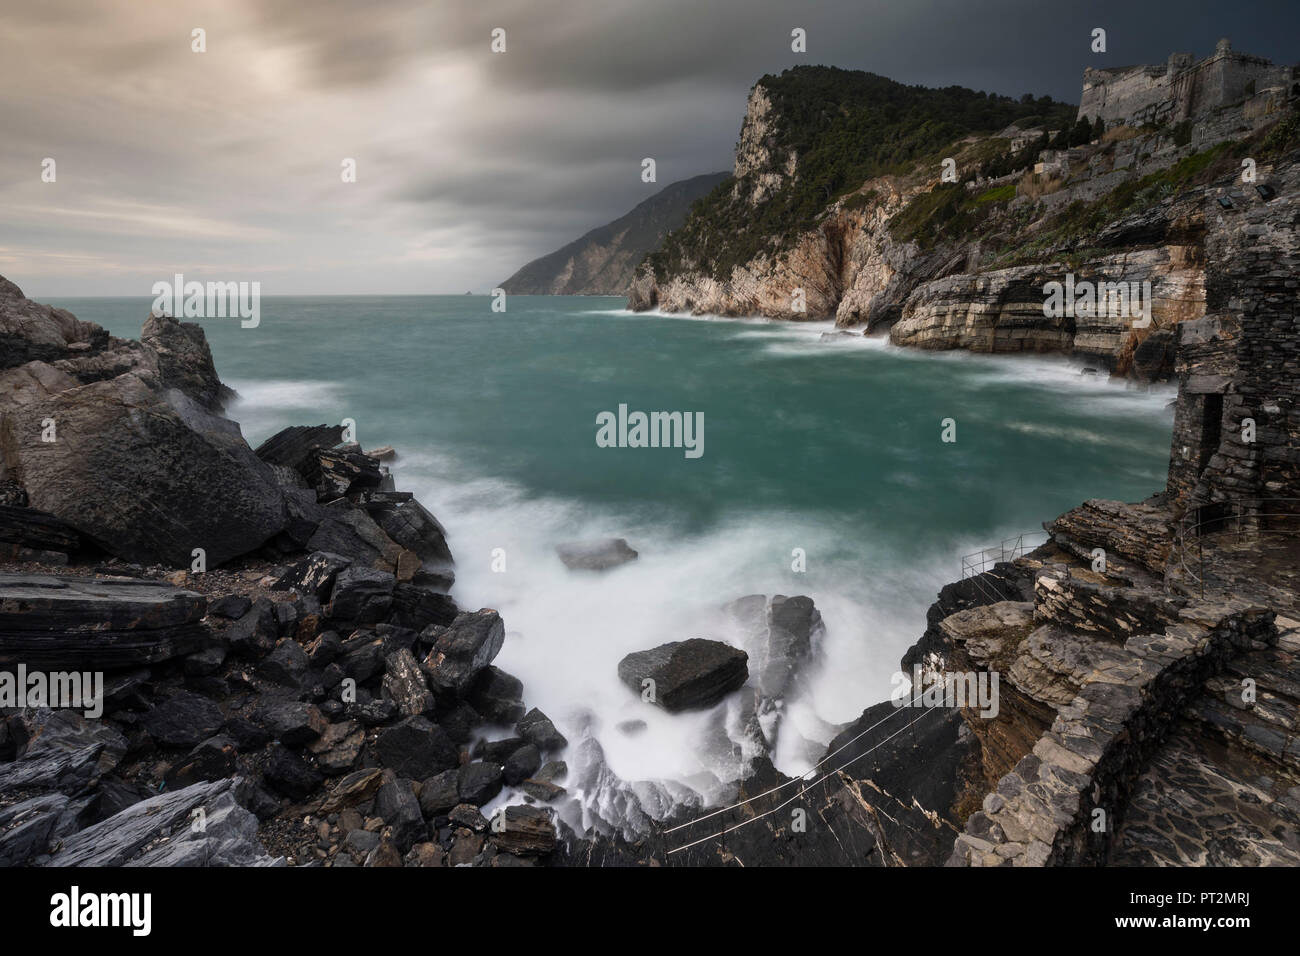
[51,295,1176,788]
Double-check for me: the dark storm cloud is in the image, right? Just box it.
[1,0,1296,295]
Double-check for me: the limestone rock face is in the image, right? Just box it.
[628,58,1295,382]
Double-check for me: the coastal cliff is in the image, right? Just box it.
[629,51,1300,381]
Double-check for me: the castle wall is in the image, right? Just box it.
[1078,43,1290,129]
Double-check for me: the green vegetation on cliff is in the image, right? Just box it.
[647,66,1076,279]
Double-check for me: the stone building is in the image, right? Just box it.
[1078,38,1298,129]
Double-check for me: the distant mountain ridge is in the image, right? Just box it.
[500,172,728,295]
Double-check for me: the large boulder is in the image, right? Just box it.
[0,279,288,566]
[617,639,748,712]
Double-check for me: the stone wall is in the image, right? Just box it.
[1079,39,1295,129]
[947,570,1275,866]
[1165,154,1300,519]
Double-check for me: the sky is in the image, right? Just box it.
[2,0,1297,296]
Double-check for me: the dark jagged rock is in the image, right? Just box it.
[421,609,505,697]
[381,647,435,716]
[259,638,311,687]
[468,666,526,724]
[419,769,461,817]
[272,551,352,602]
[306,719,363,774]
[306,446,384,503]
[163,735,238,789]
[0,504,80,559]
[457,761,504,806]
[492,805,557,856]
[252,699,327,748]
[374,498,454,570]
[372,716,458,779]
[556,537,638,571]
[264,744,324,800]
[224,597,278,659]
[617,639,748,712]
[327,566,395,624]
[208,594,252,619]
[141,312,234,411]
[46,778,281,866]
[503,742,542,786]
[254,424,345,473]
[516,707,567,752]
[388,582,458,631]
[374,774,425,853]
[305,502,404,573]
[0,711,126,795]
[0,574,208,669]
[143,691,225,749]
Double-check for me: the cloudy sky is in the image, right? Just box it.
[2,0,1296,296]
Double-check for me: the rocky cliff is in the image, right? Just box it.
[630,55,1300,381]
[500,172,727,296]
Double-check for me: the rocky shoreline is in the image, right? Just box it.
[2,255,1297,866]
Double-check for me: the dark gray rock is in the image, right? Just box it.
[273,551,352,602]
[388,583,458,631]
[381,647,435,716]
[46,777,280,866]
[372,716,458,779]
[421,609,505,697]
[419,768,461,818]
[375,498,453,568]
[374,775,425,853]
[328,566,395,624]
[252,699,326,748]
[263,744,323,800]
[0,574,208,669]
[467,665,525,724]
[259,638,310,687]
[0,505,80,559]
[0,711,126,795]
[457,761,504,806]
[254,424,345,473]
[163,735,238,789]
[617,638,748,712]
[144,691,225,748]
[503,743,541,786]
[0,348,288,566]
[555,537,638,571]
[516,707,567,752]
[207,594,251,619]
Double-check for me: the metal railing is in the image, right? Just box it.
[1170,496,1300,598]
[959,531,1049,603]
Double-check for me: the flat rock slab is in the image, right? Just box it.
[617,638,748,712]
[0,573,208,669]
